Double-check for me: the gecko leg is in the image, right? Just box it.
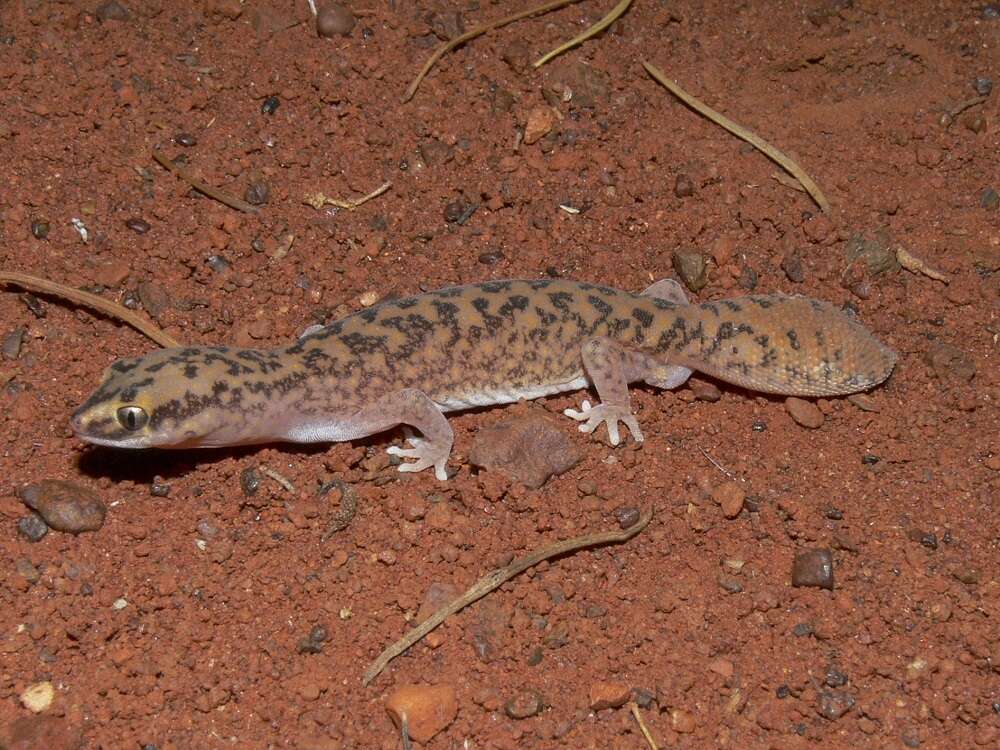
[564,337,646,445]
[342,389,454,480]
[564,338,687,445]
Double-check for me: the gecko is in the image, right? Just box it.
[71,278,897,480]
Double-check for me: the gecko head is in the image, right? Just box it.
[71,347,247,449]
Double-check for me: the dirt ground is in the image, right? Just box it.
[1,0,998,748]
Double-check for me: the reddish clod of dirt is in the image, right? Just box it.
[1,1,998,749]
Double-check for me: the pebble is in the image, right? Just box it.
[0,715,82,750]
[817,690,855,720]
[261,96,280,115]
[964,113,986,133]
[671,709,696,733]
[30,220,49,240]
[416,582,459,622]
[478,248,505,265]
[384,684,457,743]
[589,681,630,710]
[17,514,48,542]
[150,476,170,497]
[2,326,24,359]
[418,139,454,167]
[468,414,582,488]
[782,252,805,283]
[791,548,835,589]
[973,77,993,96]
[712,481,745,518]
[981,187,999,210]
[785,397,824,429]
[843,231,899,275]
[244,181,270,206]
[20,681,54,713]
[208,0,243,21]
[504,690,544,719]
[674,174,695,197]
[297,624,328,654]
[95,0,129,22]
[239,467,261,496]
[523,106,555,145]
[672,249,708,291]
[136,281,172,318]
[15,557,41,584]
[688,378,721,402]
[985,455,1000,471]
[174,132,197,147]
[125,217,151,234]
[985,4,1000,18]
[614,506,641,529]
[18,480,106,534]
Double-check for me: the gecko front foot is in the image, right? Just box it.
[386,434,450,481]
[563,399,644,446]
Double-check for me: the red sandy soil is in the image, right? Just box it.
[0,1,998,748]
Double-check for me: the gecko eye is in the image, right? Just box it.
[116,405,148,431]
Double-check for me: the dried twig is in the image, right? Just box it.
[896,246,950,283]
[152,150,260,214]
[534,0,632,68]
[629,702,660,750]
[0,271,180,348]
[259,465,296,493]
[304,181,392,211]
[642,61,831,213]
[403,0,585,102]
[363,508,653,685]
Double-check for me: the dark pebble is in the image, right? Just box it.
[504,690,544,719]
[632,688,656,709]
[245,182,270,206]
[526,646,543,666]
[752,420,768,432]
[310,624,328,643]
[825,665,849,687]
[985,4,1000,19]
[901,729,922,748]
[316,3,355,37]
[817,690,855,720]
[174,133,197,147]
[782,253,805,282]
[738,264,758,291]
[96,0,129,22]
[2,327,24,360]
[443,200,476,224]
[125,217,151,234]
[792,548,834,589]
[150,477,171,497]
[907,529,938,550]
[206,255,232,273]
[478,249,505,265]
[240,467,261,496]
[824,507,844,520]
[792,622,814,637]
[297,624,329,654]
[17,514,49,542]
[973,77,993,96]
[261,96,280,115]
[862,454,880,465]
[20,293,45,318]
[30,220,50,240]
[614,506,641,529]
[362,26,374,39]
[776,685,791,699]
[18,480,106,534]
[674,174,695,198]
[981,187,999,210]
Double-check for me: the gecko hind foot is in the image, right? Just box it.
[387,435,450,481]
[563,400,644,446]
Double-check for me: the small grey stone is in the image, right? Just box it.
[240,467,260,497]
[96,1,129,22]
[672,250,708,291]
[981,187,999,211]
[973,77,993,96]
[17,514,49,542]
[2,326,24,360]
[125,217,151,234]
[817,690,855,720]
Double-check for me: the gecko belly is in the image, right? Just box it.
[433,376,590,412]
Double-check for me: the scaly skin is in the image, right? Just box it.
[72,278,897,479]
